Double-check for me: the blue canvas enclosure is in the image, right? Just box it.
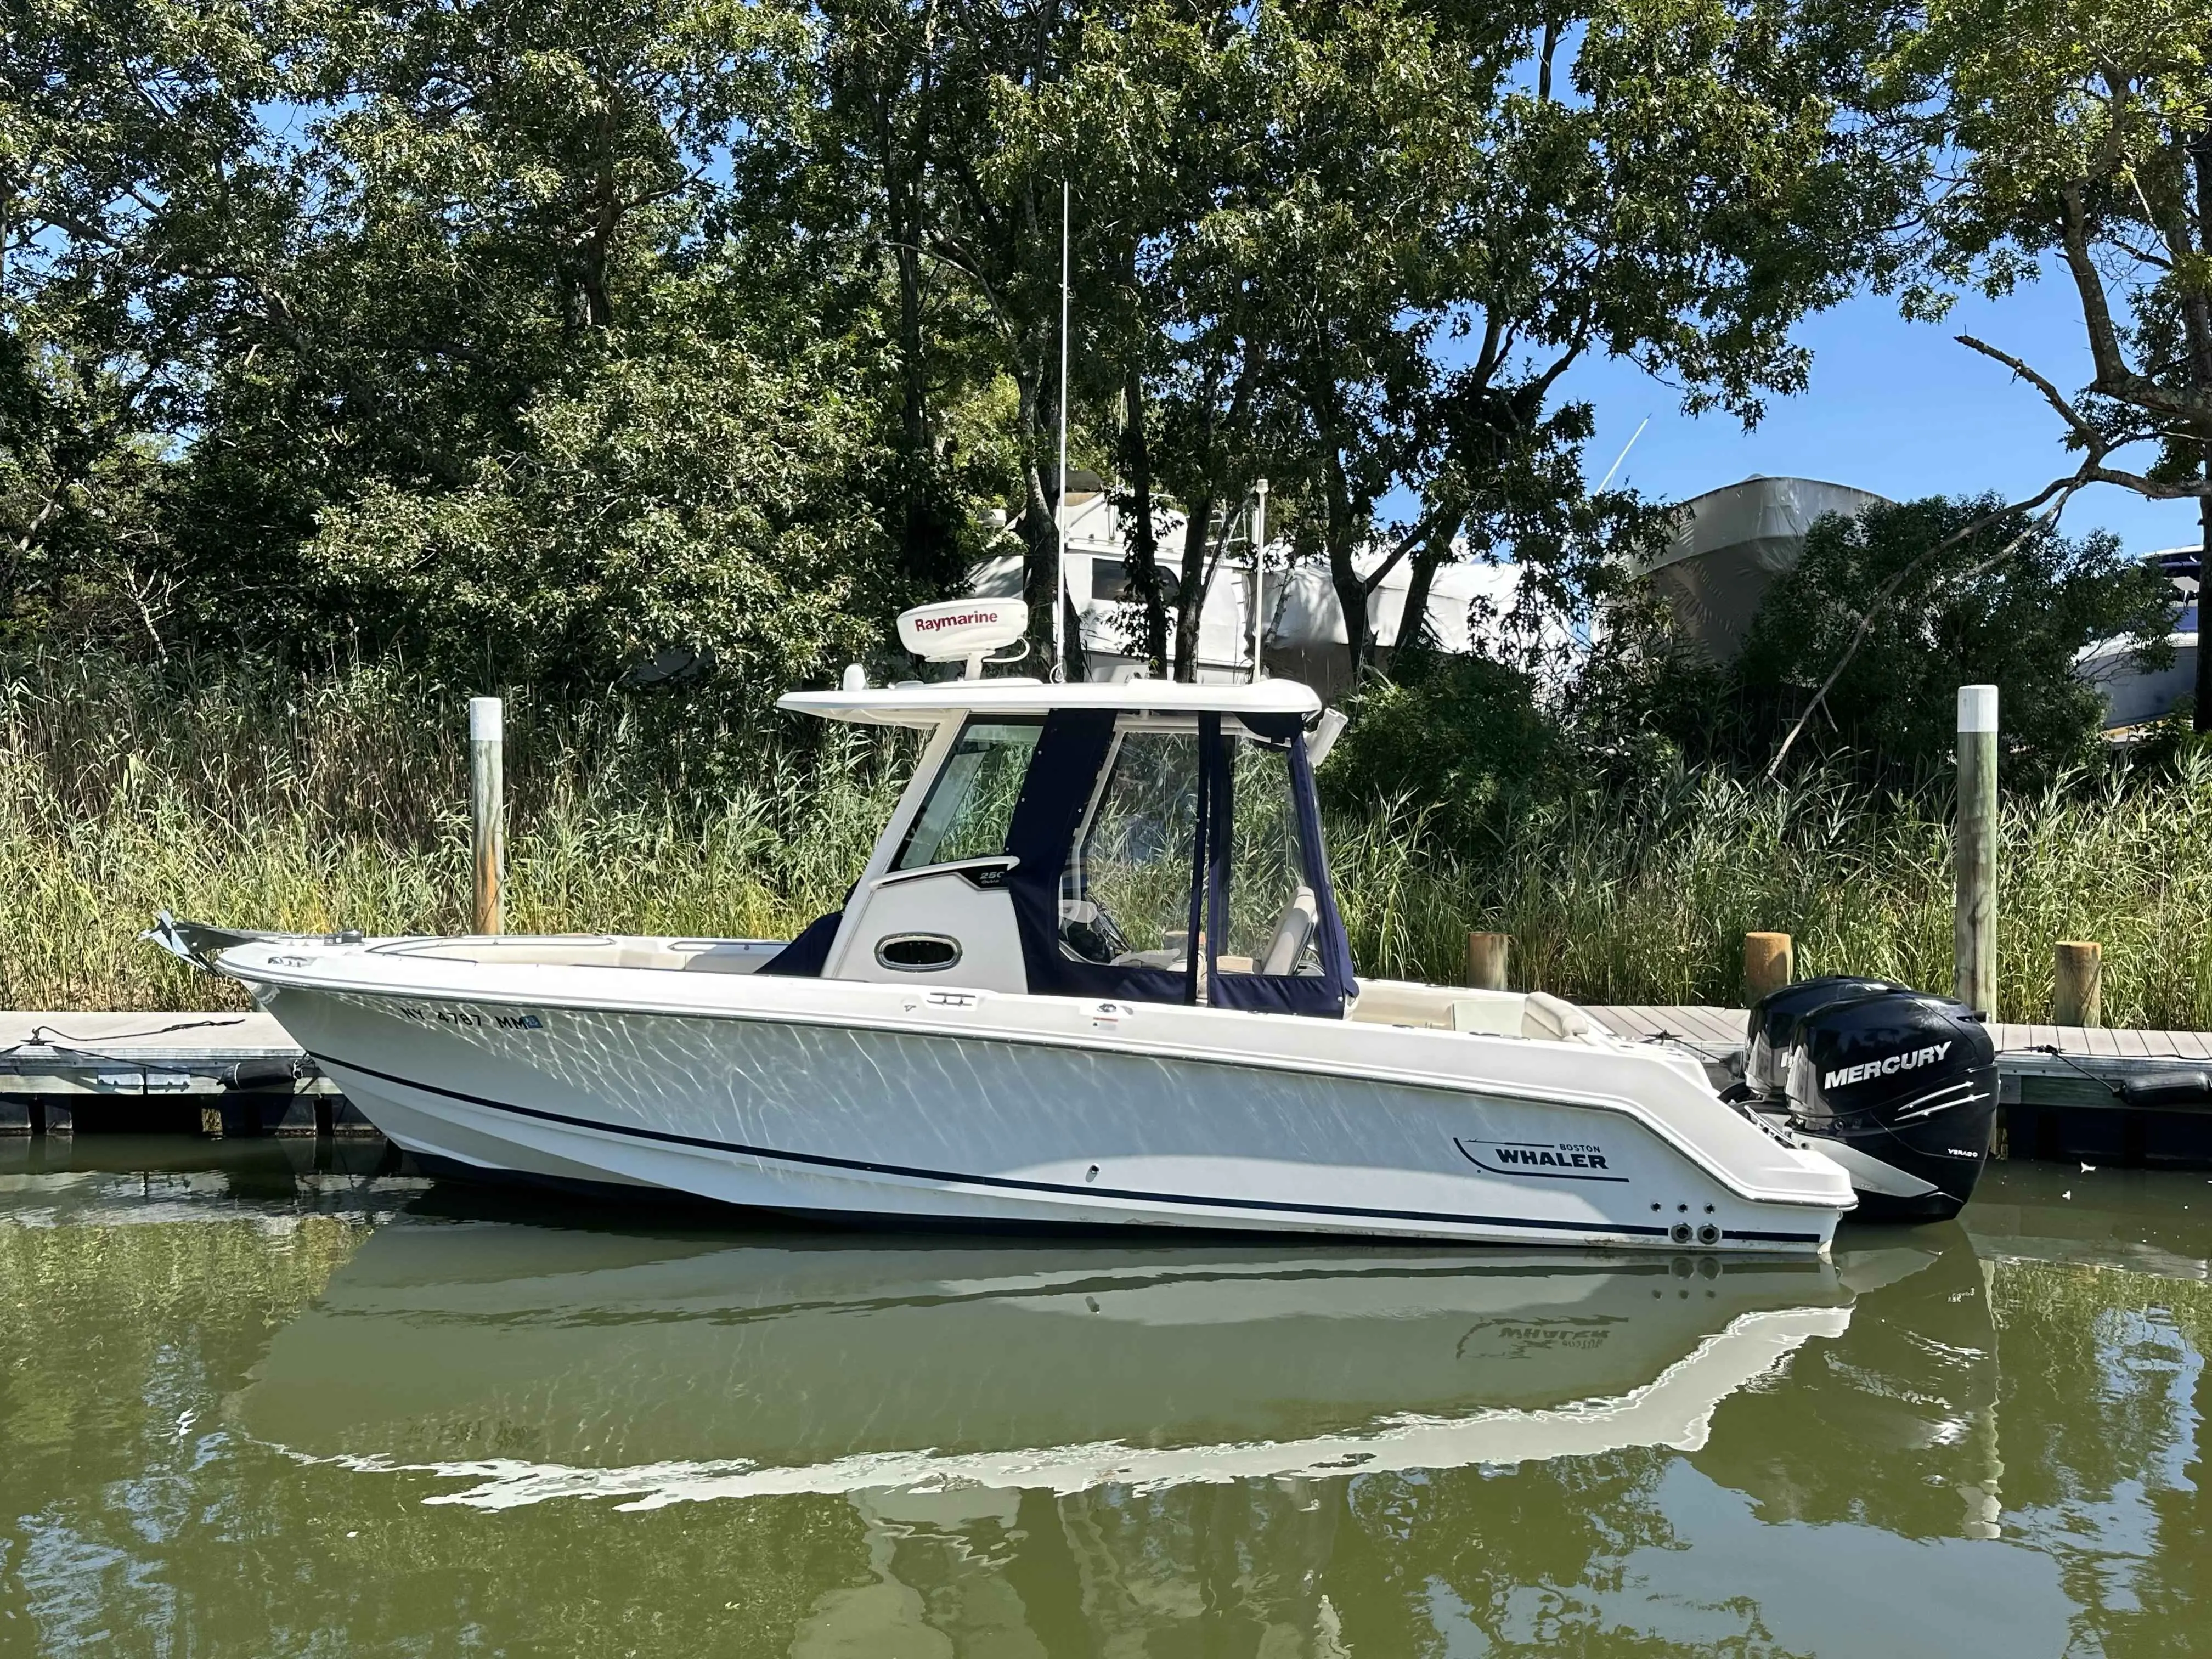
[1001,710,1192,1008]
[994,707,1356,1016]
[1203,710,1358,1018]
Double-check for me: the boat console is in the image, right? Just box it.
[774,664,1359,1018]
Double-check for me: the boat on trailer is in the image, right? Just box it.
[152,601,1985,1254]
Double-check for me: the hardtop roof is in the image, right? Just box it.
[778,677,1324,729]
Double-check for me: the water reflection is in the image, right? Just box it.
[241,1229,1848,1505]
[4,1141,2210,1656]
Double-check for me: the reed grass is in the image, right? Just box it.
[10,651,2212,1026]
[0,653,905,1011]
[1331,760,2212,1027]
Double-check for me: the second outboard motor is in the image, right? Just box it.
[1743,975,1912,1098]
[1746,983,1999,1223]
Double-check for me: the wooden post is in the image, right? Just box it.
[1955,684,1999,1017]
[2053,941,2102,1028]
[470,696,505,935]
[1467,931,1511,991]
[1743,932,1793,1003]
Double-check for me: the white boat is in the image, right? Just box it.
[156,600,1858,1253]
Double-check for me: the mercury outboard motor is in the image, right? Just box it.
[1744,975,1912,1099]
[1744,983,1998,1223]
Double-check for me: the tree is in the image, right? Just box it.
[172,0,867,670]
[1138,0,1917,690]
[979,0,1917,690]
[1071,4,1277,681]
[1,0,917,689]
[307,325,890,696]
[0,0,1938,711]
[810,0,1102,672]
[1319,651,1568,842]
[822,0,1288,681]
[816,0,1028,597]
[1391,0,1921,685]
[1884,0,2212,720]
[1,0,297,647]
[1735,495,2173,786]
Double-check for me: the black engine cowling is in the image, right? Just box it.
[1745,983,1998,1223]
[1744,975,1913,1098]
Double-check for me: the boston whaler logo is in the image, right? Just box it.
[1454,1138,1628,1182]
[1824,1041,1950,1091]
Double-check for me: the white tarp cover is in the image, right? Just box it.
[1636,476,1890,662]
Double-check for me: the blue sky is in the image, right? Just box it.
[1561,274,2206,558]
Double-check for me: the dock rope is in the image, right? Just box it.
[1,1017,259,1091]
[2027,1043,2126,1099]
[2,1015,250,1057]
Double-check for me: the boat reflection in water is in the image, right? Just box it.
[1690,1231,2006,1541]
[234,1215,2039,1653]
[241,1227,1854,1508]
[16,1142,2150,1655]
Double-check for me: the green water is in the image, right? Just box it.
[3,1139,2209,1656]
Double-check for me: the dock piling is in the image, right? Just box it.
[1466,932,1511,991]
[1743,932,1793,1002]
[1955,685,1999,1017]
[2053,941,2103,1028]
[470,696,505,935]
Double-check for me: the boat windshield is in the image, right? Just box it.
[893,719,1041,870]
[1059,724,1319,978]
[1218,738,1319,975]
[1061,731,1199,965]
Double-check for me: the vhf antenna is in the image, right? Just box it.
[1052,178,1071,682]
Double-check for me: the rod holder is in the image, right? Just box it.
[470,696,505,936]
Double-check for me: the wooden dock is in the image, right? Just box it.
[7,1005,2212,1164]
[1587,1004,2212,1164]
[0,1012,368,1136]
[1587,1002,2212,1082]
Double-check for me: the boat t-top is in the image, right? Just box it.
[155,600,2001,1251]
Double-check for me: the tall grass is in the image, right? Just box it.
[1333,761,2212,1026]
[10,651,2212,1025]
[0,653,905,1011]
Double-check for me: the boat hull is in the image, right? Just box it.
[255,977,1846,1254]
